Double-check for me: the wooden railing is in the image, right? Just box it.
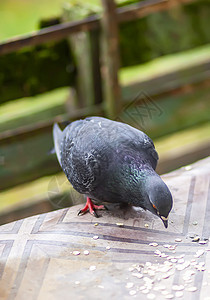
[0,0,196,55]
[0,0,209,191]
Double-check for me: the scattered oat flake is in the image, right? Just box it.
[154,285,166,291]
[186,286,197,292]
[89,265,96,271]
[193,221,198,225]
[93,235,99,240]
[162,273,171,279]
[147,293,156,299]
[94,223,98,226]
[132,272,143,279]
[149,242,158,247]
[154,250,161,256]
[145,224,149,228]
[199,240,207,245]
[126,282,134,289]
[129,290,137,296]
[161,290,169,295]
[116,222,124,227]
[73,251,80,256]
[129,267,135,272]
[175,238,182,242]
[142,289,150,294]
[161,253,168,258]
[172,285,184,291]
[98,285,104,289]
[175,291,183,298]
[195,250,204,258]
[185,165,192,171]
[106,246,111,250]
[148,270,156,277]
[75,281,80,285]
[83,250,89,255]
[165,294,174,299]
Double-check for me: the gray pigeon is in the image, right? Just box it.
[53,116,173,228]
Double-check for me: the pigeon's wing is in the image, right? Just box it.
[85,117,159,170]
[53,123,63,167]
[133,131,159,170]
[60,119,110,195]
[113,121,159,170]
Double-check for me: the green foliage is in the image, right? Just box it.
[118,0,210,67]
[0,18,76,104]
[0,41,76,104]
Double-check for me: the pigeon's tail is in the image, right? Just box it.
[53,123,63,167]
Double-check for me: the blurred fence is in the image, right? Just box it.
[0,0,210,191]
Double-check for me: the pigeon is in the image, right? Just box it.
[53,116,173,228]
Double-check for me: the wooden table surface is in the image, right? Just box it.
[0,157,209,300]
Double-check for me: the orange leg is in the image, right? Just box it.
[78,197,105,217]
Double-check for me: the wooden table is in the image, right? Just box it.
[0,157,209,300]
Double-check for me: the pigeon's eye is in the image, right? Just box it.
[153,204,157,209]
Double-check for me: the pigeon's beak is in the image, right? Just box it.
[160,216,168,228]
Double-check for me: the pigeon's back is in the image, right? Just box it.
[54,117,159,200]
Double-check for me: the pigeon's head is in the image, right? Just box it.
[144,175,173,228]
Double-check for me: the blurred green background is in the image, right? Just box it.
[0,0,96,40]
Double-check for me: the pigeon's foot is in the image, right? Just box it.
[78,197,105,218]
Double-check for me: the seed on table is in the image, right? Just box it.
[186,286,197,292]
[132,272,143,279]
[149,242,158,247]
[147,293,156,299]
[126,282,134,289]
[154,250,162,256]
[116,222,124,227]
[172,285,184,291]
[161,290,169,295]
[83,250,89,255]
[192,236,200,242]
[129,267,135,272]
[142,289,150,294]
[154,285,166,291]
[162,273,171,279]
[175,238,182,242]
[145,262,152,267]
[73,251,80,256]
[93,235,99,240]
[195,250,204,258]
[185,165,192,171]
[199,240,207,245]
[175,291,183,298]
[165,294,174,299]
[129,290,137,296]
[89,265,96,271]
